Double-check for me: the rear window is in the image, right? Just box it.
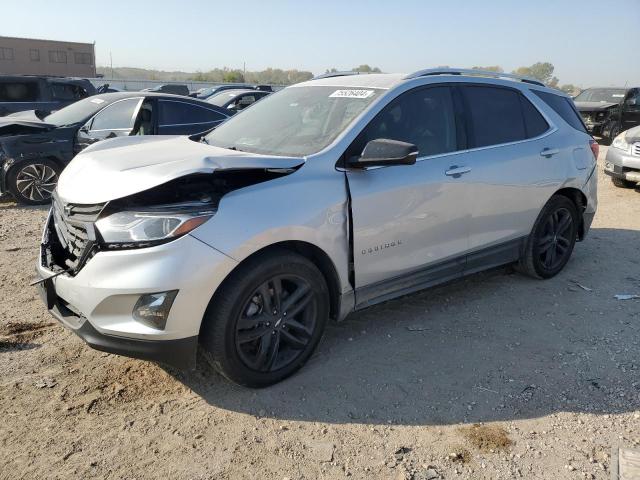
[462,86,526,148]
[532,90,587,133]
[0,81,39,102]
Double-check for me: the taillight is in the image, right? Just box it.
[589,138,599,159]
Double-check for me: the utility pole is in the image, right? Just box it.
[110,51,113,78]
[243,61,246,79]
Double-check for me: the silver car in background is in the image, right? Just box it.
[36,69,598,386]
[604,125,640,188]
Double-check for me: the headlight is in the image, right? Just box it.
[612,133,631,154]
[96,208,213,247]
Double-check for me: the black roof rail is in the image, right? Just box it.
[404,68,545,87]
[312,71,362,80]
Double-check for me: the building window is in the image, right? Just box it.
[48,50,67,64]
[0,47,14,61]
[29,49,40,62]
[74,52,93,65]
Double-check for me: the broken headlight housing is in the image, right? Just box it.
[95,208,214,248]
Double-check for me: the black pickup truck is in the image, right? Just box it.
[0,76,96,117]
[574,87,640,140]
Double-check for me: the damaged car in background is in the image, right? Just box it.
[0,92,230,204]
[574,86,640,140]
[35,69,597,387]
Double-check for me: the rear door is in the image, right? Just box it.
[76,97,142,151]
[0,79,41,116]
[346,85,469,304]
[457,84,563,269]
[157,99,227,134]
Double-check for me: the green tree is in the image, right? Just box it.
[352,64,382,73]
[222,70,245,83]
[513,62,555,85]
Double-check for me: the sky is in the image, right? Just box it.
[1,0,639,87]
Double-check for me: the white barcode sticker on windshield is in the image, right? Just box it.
[329,89,374,99]
[612,94,625,97]
[90,98,105,104]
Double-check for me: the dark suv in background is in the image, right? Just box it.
[0,76,96,117]
[574,87,640,140]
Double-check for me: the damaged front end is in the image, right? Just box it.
[42,169,298,276]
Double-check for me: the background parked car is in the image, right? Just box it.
[574,86,640,140]
[142,84,190,96]
[192,84,273,100]
[604,124,640,188]
[0,92,230,204]
[206,88,271,113]
[0,75,96,117]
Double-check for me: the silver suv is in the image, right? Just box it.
[36,69,598,386]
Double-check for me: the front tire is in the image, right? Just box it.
[518,195,579,279]
[7,159,60,205]
[200,249,329,387]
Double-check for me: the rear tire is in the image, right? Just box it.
[7,159,60,205]
[611,177,637,189]
[200,249,329,387]
[518,195,579,279]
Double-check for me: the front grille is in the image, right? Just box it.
[633,143,640,157]
[49,192,106,271]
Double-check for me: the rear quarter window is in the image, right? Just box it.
[532,90,587,133]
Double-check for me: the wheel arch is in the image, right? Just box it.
[552,187,588,240]
[207,240,344,325]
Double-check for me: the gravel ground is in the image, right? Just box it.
[1,146,639,480]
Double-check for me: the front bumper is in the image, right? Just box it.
[604,147,640,182]
[36,230,238,370]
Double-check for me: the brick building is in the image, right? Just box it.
[0,36,96,77]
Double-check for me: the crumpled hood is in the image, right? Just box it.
[0,110,55,133]
[56,135,304,204]
[575,101,617,112]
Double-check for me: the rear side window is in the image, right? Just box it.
[461,86,526,148]
[158,100,225,126]
[532,90,587,133]
[0,81,39,102]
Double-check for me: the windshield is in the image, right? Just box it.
[204,86,384,156]
[44,97,108,126]
[574,88,626,103]
[208,91,240,107]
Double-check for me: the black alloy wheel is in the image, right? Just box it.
[535,207,573,271]
[235,275,317,372]
[201,249,329,387]
[518,195,579,279]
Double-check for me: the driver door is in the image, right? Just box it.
[345,86,469,306]
[621,89,640,131]
[75,97,143,152]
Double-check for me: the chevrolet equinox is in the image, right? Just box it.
[36,69,598,387]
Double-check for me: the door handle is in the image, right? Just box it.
[445,165,472,177]
[540,148,560,158]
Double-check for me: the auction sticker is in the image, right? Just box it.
[90,98,106,104]
[329,89,374,99]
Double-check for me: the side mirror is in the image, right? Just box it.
[348,139,418,168]
[79,125,89,133]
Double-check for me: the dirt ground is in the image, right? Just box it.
[1,146,639,480]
